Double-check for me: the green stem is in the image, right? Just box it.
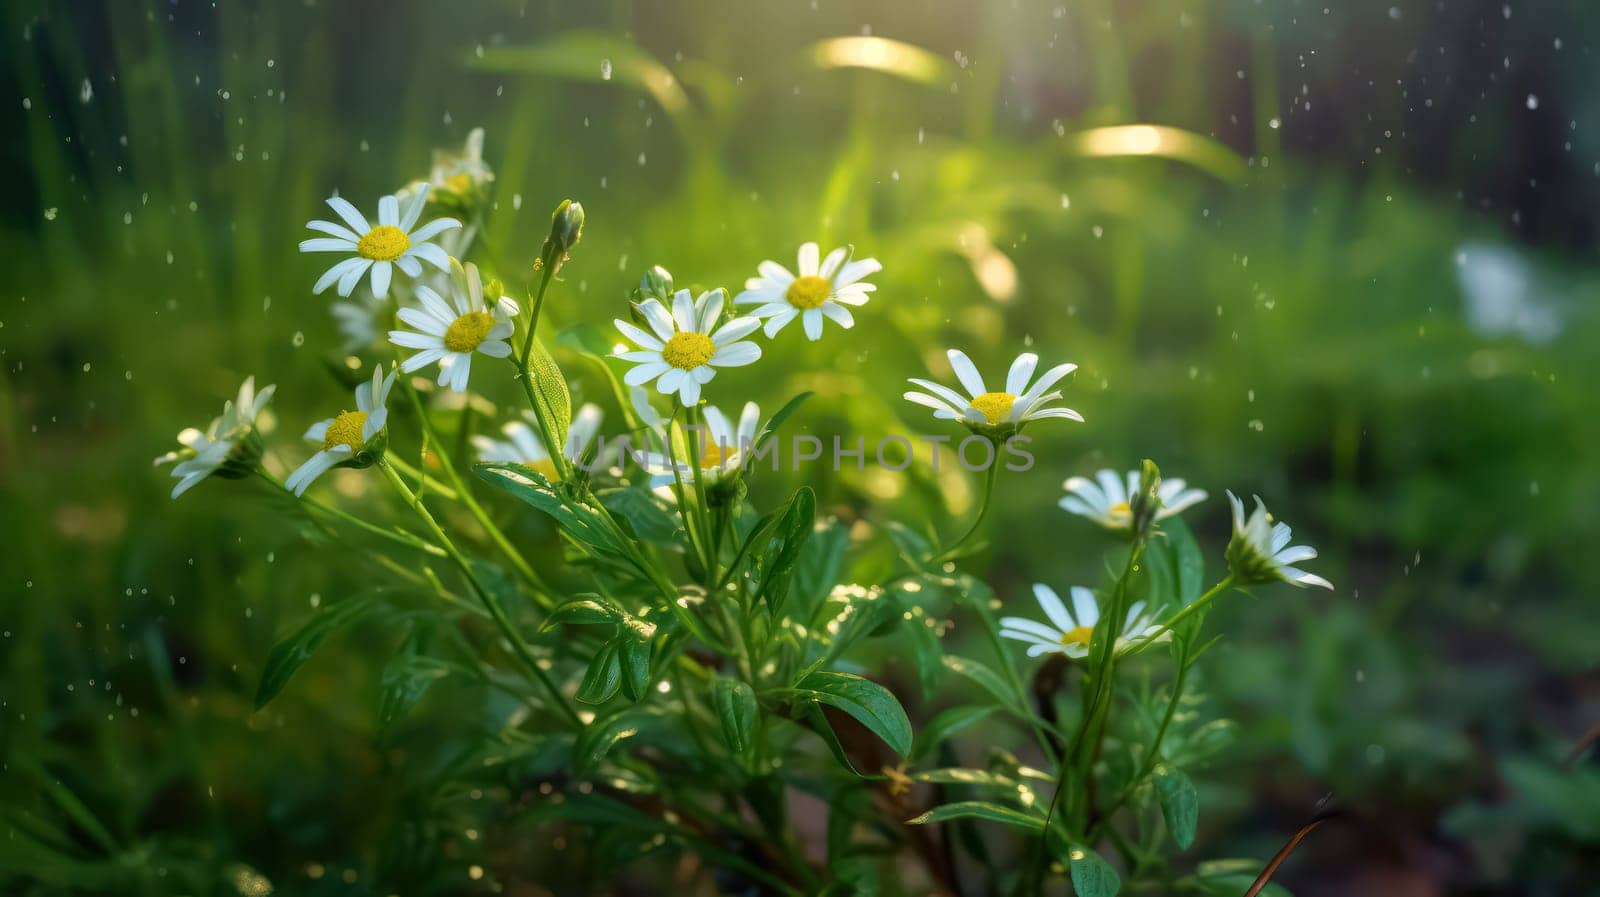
[386,454,459,500]
[378,459,581,729]
[1136,574,1237,649]
[258,469,445,558]
[1035,537,1144,878]
[1091,655,1191,840]
[397,374,553,601]
[933,460,1000,564]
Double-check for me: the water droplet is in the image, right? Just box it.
[600,59,613,81]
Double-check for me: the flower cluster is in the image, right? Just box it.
[155,129,1340,897]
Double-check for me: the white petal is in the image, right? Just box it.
[757,260,796,285]
[370,260,393,298]
[819,246,847,279]
[299,237,358,253]
[313,258,367,295]
[834,257,882,287]
[797,242,819,276]
[399,184,429,230]
[616,320,665,351]
[406,242,450,271]
[677,374,702,406]
[324,196,371,235]
[305,219,361,241]
[711,316,761,344]
[801,309,824,341]
[762,309,798,337]
[638,299,676,342]
[625,361,670,385]
[1070,587,1099,627]
[389,330,444,350]
[906,378,971,412]
[709,341,760,367]
[397,307,447,334]
[946,349,987,398]
[697,290,725,330]
[377,194,399,227]
[820,303,854,329]
[1033,584,1077,632]
[1005,353,1039,396]
[337,259,372,297]
[408,217,461,243]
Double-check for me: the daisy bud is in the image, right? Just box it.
[636,265,675,303]
[543,199,584,264]
[1128,459,1162,536]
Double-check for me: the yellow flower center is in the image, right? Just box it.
[444,310,496,353]
[1108,501,1132,521]
[443,172,473,193]
[1060,625,1093,647]
[357,225,410,261]
[785,275,832,310]
[661,331,716,370]
[969,391,1017,425]
[323,410,369,452]
[698,441,733,470]
[522,458,560,481]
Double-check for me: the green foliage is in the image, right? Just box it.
[11,2,1596,894]
[254,595,375,709]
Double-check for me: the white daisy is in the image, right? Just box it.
[398,127,494,205]
[639,401,762,487]
[999,584,1165,659]
[299,185,460,298]
[733,241,880,340]
[1224,491,1334,590]
[156,376,276,499]
[904,349,1082,433]
[612,289,762,407]
[285,366,397,496]
[1061,468,1208,532]
[330,288,387,353]
[472,403,604,481]
[388,261,519,393]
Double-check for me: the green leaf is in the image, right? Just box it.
[255,595,374,709]
[911,768,1023,788]
[904,610,944,700]
[905,801,1044,830]
[755,487,816,617]
[576,640,622,704]
[1067,843,1121,897]
[598,486,680,542]
[912,705,996,761]
[526,337,572,453]
[1193,860,1293,897]
[941,654,1020,711]
[377,631,454,732]
[1166,517,1205,606]
[542,596,622,630]
[476,464,628,558]
[793,519,849,613]
[753,391,813,455]
[710,677,758,754]
[1154,765,1199,849]
[571,711,645,776]
[789,671,912,757]
[617,633,652,702]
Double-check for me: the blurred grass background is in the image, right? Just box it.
[3,0,1599,894]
